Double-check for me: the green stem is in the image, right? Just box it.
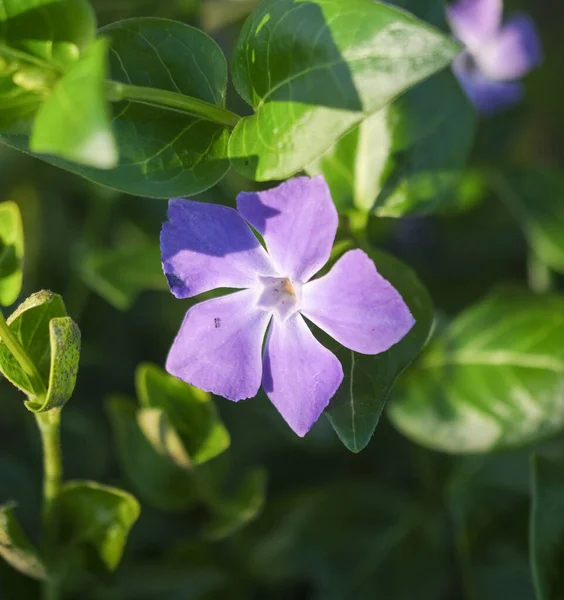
[106,80,241,128]
[36,409,63,600]
[527,252,553,294]
[0,310,46,396]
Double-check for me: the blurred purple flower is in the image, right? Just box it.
[161,176,414,436]
[447,0,542,114]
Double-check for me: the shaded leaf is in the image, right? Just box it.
[229,0,459,180]
[57,480,140,571]
[136,363,230,467]
[204,468,267,541]
[530,455,564,600]
[30,38,117,169]
[389,289,564,453]
[323,249,433,452]
[497,170,564,274]
[0,200,24,306]
[80,241,167,311]
[106,396,199,511]
[0,502,46,581]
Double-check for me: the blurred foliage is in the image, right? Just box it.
[0,0,564,599]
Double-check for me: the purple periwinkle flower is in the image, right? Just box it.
[447,0,542,114]
[161,176,414,436]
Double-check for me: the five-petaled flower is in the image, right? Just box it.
[161,176,414,436]
[447,0,542,114]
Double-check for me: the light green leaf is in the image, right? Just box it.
[0,200,24,306]
[106,396,199,512]
[497,171,564,274]
[229,0,459,180]
[56,480,140,571]
[136,363,230,467]
[0,0,96,131]
[323,249,433,452]
[204,468,267,541]
[530,455,564,600]
[2,18,232,197]
[308,70,475,216]
[80,241,167,311]
[389,289,564,453]
[0,502,47,581]
[30,38,117,169]
[0,291,80,410]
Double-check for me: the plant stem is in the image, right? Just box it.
[105,80,242,128]
[36,409,63,600]
[0,310,46,396]
[527,252,553,294]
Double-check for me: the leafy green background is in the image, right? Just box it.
[0,0,564,599]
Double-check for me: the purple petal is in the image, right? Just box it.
[263,315,343,437]
[237,176,338,283]
[453,54,524,114]
[447,0,502,48]
[301,250,415,355]
[476,14,542,81]
[166,290,271,401]
[161,199,276,298]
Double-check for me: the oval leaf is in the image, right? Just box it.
[389,290,564,453]
[322,249,433,452]
[56,480,140,571]
[136,363,230,467]
[0,200,24,307]
[0,502,47,581]
[30,38,117,169]
[229,0,459,180]
[531,455,564,600]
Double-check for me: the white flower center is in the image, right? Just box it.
[257,276,301,321]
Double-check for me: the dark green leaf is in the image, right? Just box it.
[204,468,267,541]
[136,363,230,467]
[0,502,46,581]
[389,289,564,453]
[530,455,564,600]
[323,249,433,452]
[229,0,459,180]
[0,200,24,306]
[0,0,96,131]
[309,70,476,216]
[80,241,167,311]
[56,480,140,571]
[497,170,564,274]
[2,18,232,197]
[0,291,80,410]
[30,38,117,169]
[106,396,199,512]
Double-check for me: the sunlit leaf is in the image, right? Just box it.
[389,289,564,453]
[229,0,459,180]
[0,201,24,306]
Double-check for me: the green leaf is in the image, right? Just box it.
[0,0,96,131]
[308,70,475,216]
[497,170,564,274]
[80,241,167,311]
[204,468,267,541]
[0,201,24,306]
[229,0,459,180]
[56,480,140,571]
[0,291,81,411]
[106,396,199,512]
[323,249,433,452]
[30,38,117,169]
[136,363,230,467]
[530,455,564,600]
[0,502,47,581]
[2,18,232,197]
[389,289,564,453]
